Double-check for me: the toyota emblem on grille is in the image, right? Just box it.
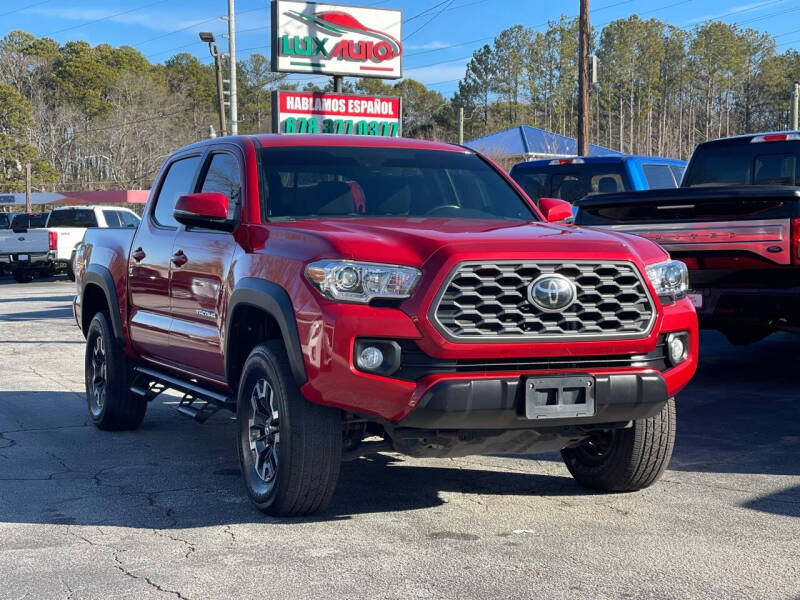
[528,274,575,312]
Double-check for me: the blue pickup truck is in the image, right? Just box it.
[509,155,686,207]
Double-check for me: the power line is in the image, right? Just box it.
[0,0,53,18]
[44,0,169,37]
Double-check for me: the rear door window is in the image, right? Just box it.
[642,164,678,189]
[102,210,121,227]
[119,211,141,228]
[153,156,202,228]
[47,209,98,227]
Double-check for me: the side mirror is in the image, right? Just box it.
[12,215,29,233]
[538,197,573,223]
[174,192,235,231]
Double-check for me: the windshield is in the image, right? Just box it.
[259,147,536,221]
[511,163,630,204]
[684,141,800,187]
[47,209,98,227]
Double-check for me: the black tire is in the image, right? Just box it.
[66,253,76,281]
[236,340,341,517]
[84,311,146,431]
[12,268,34,283]
[561,397,676,492]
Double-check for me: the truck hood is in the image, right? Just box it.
[268,217,667,267]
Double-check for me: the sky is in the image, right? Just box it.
[3,0,800,97]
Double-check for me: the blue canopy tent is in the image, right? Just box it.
[464,125,622,160]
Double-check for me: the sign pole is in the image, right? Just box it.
[334,76,343,93]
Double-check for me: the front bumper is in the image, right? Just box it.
[399,372,667,429]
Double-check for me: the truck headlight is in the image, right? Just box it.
[305,260,421,304]
[645,259,688,302]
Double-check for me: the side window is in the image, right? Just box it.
[120,211,141,228]
[642,164,678,189]
[102,210,121,227]
[153,156,202,228]
[199,153,241,219]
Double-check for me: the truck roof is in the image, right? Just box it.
[51,205,137,212]
[695,130,800,146]
[512,155,685,170]
[181,134,468,154]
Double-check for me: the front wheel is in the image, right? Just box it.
[237,340,342,517]
[85,311,146,430]
[561,397,676,492]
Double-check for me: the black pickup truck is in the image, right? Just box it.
[575,131,800,345]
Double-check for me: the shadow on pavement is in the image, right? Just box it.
[0,307,73,321]
[0,391,583,528]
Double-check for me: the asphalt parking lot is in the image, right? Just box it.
[0,276,798,600]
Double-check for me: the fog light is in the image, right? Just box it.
[666,332,689,366]
[357,346,384,371]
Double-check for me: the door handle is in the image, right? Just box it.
[132,247,146,262]
[171,250,188,267]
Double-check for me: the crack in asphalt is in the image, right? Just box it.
[68,528,193,600]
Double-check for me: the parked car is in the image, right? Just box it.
[509,155,687,215]
[74,135,698,516]
[0,212,55,282]
[574,130,800,345]
[46,206,140,280]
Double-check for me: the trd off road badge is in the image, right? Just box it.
[272,1,403,78]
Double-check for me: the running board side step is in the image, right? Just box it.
[131,366,236,423]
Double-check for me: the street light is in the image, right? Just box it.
[199,31,228,137]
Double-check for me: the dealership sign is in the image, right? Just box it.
[273,91,401,136]
[271,1,402,78]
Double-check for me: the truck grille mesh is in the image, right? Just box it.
[432,261,655,340]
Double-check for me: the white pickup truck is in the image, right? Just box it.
[0,213,53,282]
[46,206,140,279]
[0,206,140,282]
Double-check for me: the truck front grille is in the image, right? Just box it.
[431,261,655,341]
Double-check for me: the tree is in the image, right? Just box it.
[0,84,57,192]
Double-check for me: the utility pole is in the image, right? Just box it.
[458,107,464,145]
[227,0,238,135]
[577,0,590,156]
[333,76,343,93]
[792,81,799,131]
[25,162,31,213]
[200,32,228,136]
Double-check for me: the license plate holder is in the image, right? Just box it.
[524,375,596,420]
[17,254,29,262]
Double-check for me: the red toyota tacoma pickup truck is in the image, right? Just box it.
[74,135,697,516]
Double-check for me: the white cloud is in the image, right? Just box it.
[28,6,172,30]
[403,62,466,85]
[405,40,450,50]
[687,0,778,24]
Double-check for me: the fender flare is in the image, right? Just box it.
[82,264,124,344]
[225,278,307,386]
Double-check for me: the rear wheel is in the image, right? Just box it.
[84,311,146,430]
[236,340,341,516]
[561,397,676,492]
